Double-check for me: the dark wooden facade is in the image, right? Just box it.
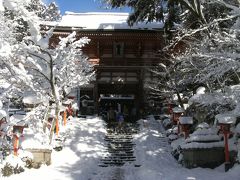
[50,28,166,112]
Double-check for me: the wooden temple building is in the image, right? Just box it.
[48,12,167,114]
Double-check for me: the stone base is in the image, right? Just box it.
[182,147,225,168]
[25,148,52,168]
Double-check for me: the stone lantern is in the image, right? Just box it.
[63,99,74,117]
[10,114,28,156]
[179,116,193,139]
[167,102,175,115]
[215,113,236,172]
[172,107,184,134]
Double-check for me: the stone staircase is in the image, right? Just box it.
[99,123,139,167]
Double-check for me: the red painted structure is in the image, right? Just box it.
[13,125,28,156]
[218,123,231,172]
[44,12,172,112]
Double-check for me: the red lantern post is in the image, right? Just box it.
[179,116,193,139]
[168,103,173,115]
[63,99,74,118]
[13,125,28,156]
[63,111,67,126]
[59,106,66,126]
[216,114,236,172]
[219,123,231,171]
[9,114,28,156]
[172,107,184,134]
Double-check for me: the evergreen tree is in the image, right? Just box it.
[102,0,182,34]
[4,0,61,41]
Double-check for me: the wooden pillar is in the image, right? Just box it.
[55,117,59,136]
[13,135,19,156]
[63,111,67,126]
[139,68,144,106]
[94,81,99,114]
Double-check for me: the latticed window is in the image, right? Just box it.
[113,42,124,57]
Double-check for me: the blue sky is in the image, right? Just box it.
[51,0,131,14]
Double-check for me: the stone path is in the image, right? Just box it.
[98,123,139,168]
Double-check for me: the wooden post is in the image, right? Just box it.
[179,116,193,139]
[215,113,236,172]
[182,125,190,139]
[168,103,173,115]
[63,110,67,126]
[223,125,231,172]
[13,135,19,156]
[55,117,59,136]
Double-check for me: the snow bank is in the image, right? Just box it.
[3,116,107,179]
[21,129,50,150]
[196,122,210,129]
[130,115,240,180]
[2,115,240,179]
[181,141,224,149]
[191,128,218,136]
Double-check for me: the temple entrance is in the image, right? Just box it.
[99,94,135,121]
[95,68,143,115]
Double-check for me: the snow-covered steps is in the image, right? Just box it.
[99,122,139,167]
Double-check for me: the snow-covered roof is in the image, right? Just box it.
[62,99,74,105]
[9,114,28,126]
[181,127,223,149]
[172,107,184,113]
[179,116,193,125]
[181,141,224,149]
[59,105,67,112]
[185,134,221,143]
[215,113,236,124]
[22,95,43,105]
[50,12,164,30]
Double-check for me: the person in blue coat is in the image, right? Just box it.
[116,112,124,130]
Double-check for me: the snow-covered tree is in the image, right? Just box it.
[27,0,61,21]
[0,0,94,143]
[108,0,239,105]
[102,0,181,33]
[169,0,240,92]
[3,0,61,42]
[25,31,94,141]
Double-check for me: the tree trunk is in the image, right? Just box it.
[48,57,60,144]
[176,90,184,108]
[49,82,60,144]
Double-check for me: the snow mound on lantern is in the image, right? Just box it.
[196,86,206,94]
[181,128,223,149]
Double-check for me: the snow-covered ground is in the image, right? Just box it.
[3,116,107,180]
[3,116,240,180]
